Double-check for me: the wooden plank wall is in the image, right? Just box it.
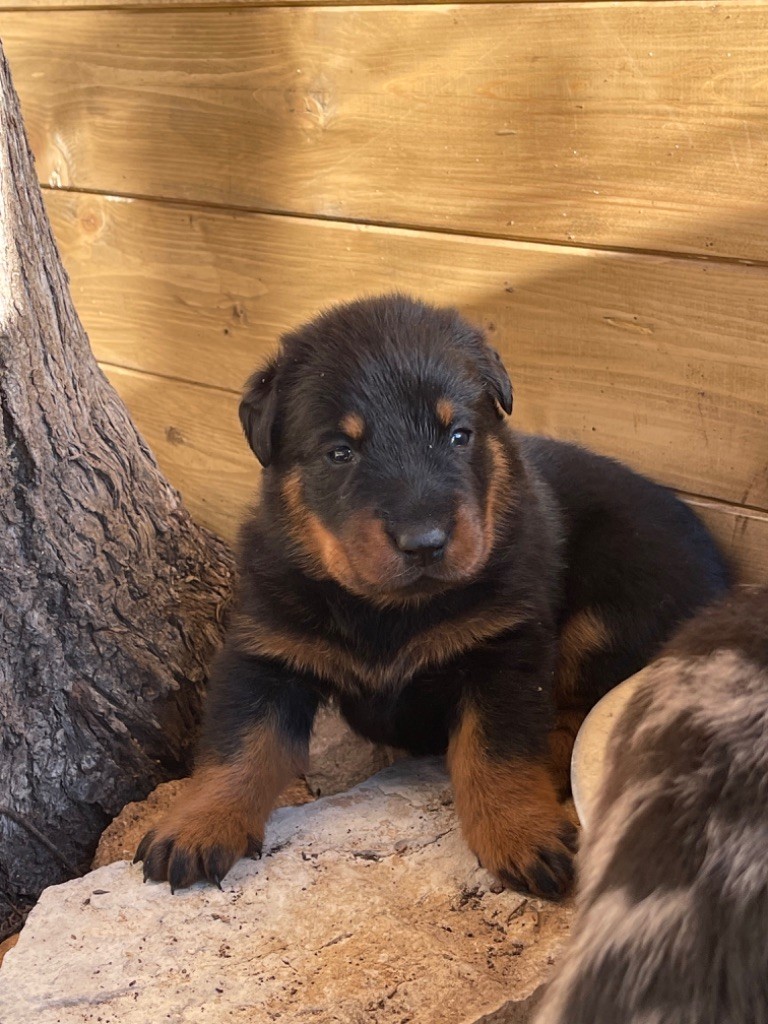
[3,1,768,581]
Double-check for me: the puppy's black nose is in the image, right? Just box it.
[393,525,447,564]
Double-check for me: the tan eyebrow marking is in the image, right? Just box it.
[339,412,365,440]
[436,397,455,428]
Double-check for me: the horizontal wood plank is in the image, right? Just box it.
[0,1,676,7]
[47,191,768,510]
[6,3,768,260]
[102,366,256,542]
[103,364,768,584]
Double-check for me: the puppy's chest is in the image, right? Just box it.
[235,592,529,692]
[324,600,412,661]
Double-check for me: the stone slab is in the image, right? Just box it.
[0,760,572,1024]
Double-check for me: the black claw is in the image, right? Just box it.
[497,848,574,901]
[530,861,562,900]
[528,845,574,899]
[143,836,175,884]
[134,828,252,893]
[168,848,196,894]
[539,846,574,883]
[134,829,156,865]
[498,868,531,895]
[246,834,263,860]
[197,852,208,882]
[207,844,237,885]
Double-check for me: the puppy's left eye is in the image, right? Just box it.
[450,429,472,447]
[327,445,354,464]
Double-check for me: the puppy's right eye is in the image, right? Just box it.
[327,445,354,465]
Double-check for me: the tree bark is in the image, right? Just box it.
[0,42,235,939]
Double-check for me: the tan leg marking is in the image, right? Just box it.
[555,609,611,706]
[448,706,577,898]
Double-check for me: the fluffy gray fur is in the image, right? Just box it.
[534,585,768,1024]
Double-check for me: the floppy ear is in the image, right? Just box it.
[239,357,281,467]
[477,340,513,418]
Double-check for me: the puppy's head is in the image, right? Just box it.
[240,294,515,603]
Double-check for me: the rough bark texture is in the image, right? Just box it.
[0,41,235,940]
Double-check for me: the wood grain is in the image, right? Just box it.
[47,191,768,510]
[6,3,768,260]
[0,0,679,8]
[102,364,768,584]
[102,366,257,541]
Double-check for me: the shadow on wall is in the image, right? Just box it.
[44,185,768,577]
[4,3,767,570]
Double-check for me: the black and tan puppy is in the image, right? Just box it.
[136,294,729,898]
[533,584,768,1023]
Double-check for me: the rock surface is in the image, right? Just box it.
[0,759,573,1024]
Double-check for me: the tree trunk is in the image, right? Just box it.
[0,42,235,940]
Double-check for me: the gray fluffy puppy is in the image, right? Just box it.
[534,584,768,1024]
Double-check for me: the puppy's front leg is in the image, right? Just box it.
[135,645,320,891]
[448,634,578,900]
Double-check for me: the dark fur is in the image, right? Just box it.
[534,585,768,1023]
[136,294,729,898]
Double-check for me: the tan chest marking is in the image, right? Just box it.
[232,604,531,691]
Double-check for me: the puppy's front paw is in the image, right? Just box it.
[452,749,579,900]
[490,813,578,899]
[134,803,262,893]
